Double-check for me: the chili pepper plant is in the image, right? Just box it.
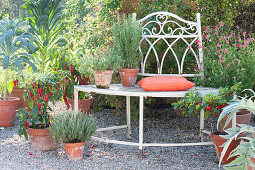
[173,83,241,119]
[18,71,66,138]
[55,55,90,109]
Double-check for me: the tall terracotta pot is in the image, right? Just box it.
[7,87,28,109]
[28,128,58,151]
[220,109,252,131]
[67,98,92,114]
[94,70,114,89]
[0,97,20,127]
[119,68,139,87]
[63,142,86,160]
[211,131,241,164]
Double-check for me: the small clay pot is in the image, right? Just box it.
[7,87,29,109]
[119,68,139,87]
[211,131,240,164]
[94,70,114,89]
[220,109,252,131]
[63,142,86,160]
[28,128,58,151]
[67,98,92,114]
[0,97,20,127]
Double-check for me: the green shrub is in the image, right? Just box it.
[50,111,97,143]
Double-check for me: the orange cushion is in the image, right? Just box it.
[137,76,195,91]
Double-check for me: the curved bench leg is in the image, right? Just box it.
[126,96,131,139]
[200,109,205,142]
[74,87,79,112]
[139,96,144,158]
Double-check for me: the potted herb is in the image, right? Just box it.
[18,72,64,151]
[112,14,142,87]
[79,47,123,89]
[0,18,37,127]
[50,110,97,160]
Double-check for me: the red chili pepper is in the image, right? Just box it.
[24,121,29,129]
[45,94,49,103]
[33,82,37,89]
[206,105,211,111]
[38,104,41,111]
[71,65,75,75]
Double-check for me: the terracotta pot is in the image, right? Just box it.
[63,142,86,160]
[220,109,252,131]
[211,131,241,164]
[94,70,114,89]
[119,68,139,87]
[0,97,20,127]
[28,128,58,151]
[7,87,28,109]
[67,98,92,114]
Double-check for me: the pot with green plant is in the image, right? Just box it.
[210,89,255,165]
[55,55,92,113]
[18,72,65,151]
[0,18,37,127]
[50,110,97,160]
[112,14,142,87]
[79,47,123,89]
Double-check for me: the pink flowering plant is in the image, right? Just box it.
[197,23,255,89]
[173,84,240,119]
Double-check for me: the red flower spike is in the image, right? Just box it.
[206,105,211,111]
[120,154,124,156]
[195,154,198,156]
[53,68,56,71]
[29,153,33,156]
[50,92,53,97]
[38,104,41,111]
[63,91,70,109]
[45,94,49,103]
[63,79,66,84]
[33,82,37,89]
[71,65,75,75]
[221,103,226,108]
[88,151,92,154]
[24,121,29,129]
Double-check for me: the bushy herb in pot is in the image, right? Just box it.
[111,14,142,87]
[50,110,97,160]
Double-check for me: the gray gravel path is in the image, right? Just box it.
[1,101,249,170]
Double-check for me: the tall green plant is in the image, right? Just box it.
[0,17,36,100]
[112,14,142,68]
[23,0,67,73]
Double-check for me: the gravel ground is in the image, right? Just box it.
[1,102,253,170]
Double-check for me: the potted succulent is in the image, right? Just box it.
[18,72,65,151]
[0,18,37,127]
[55,56,91,113]
[50,110,97,160]
[79,47,123,89]
[112,14,142,87]
[211,89,255,165]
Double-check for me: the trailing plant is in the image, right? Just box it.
[173,84,241,118]
[112,14,142,68]
[79,47,123,76]
[50,110,97,143]
[18,71,65,138]
[0,17,37,100]
[23,0,67,73]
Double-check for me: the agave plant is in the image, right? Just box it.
[0,18,37,100]
[219,124,255,169]
[217,89,255,130]
[23,0,67,73]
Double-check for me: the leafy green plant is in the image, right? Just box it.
[218,124,255,169]
[50,110,97,143]
[217,89,255,130]
[0,17,37,100]
[173,84,240,118]
[23,0,67,73]
[18,71,65,138]
[79,47,123,76]
[112,14,142,68]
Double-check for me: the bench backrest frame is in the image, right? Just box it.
[133,12,204,78]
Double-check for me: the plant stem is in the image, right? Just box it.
[3,68,7,100]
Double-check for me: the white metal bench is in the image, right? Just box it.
[74,11,217,158]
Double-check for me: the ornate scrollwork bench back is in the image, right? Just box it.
[133,12,204,79]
